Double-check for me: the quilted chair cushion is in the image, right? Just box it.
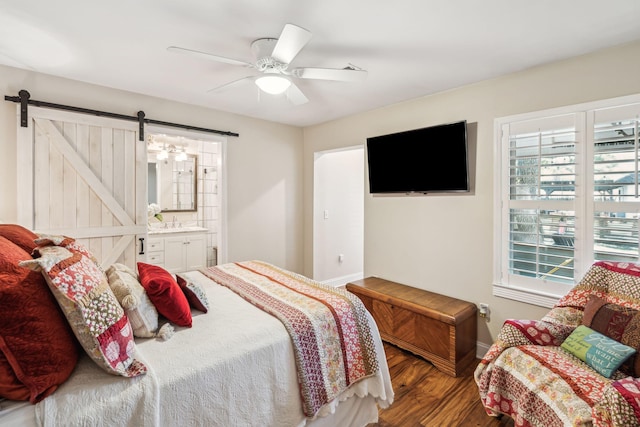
[555,261,640,310]
[20,244,147,378]
[0,236,79,403]
[475,261,640,426]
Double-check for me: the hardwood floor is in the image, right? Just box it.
[369,343,514,427]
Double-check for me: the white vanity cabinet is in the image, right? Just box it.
[146,228,207,273]
[146,238,165,265]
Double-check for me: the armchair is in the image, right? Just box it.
[475,261,640,426]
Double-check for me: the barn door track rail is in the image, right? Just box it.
[4,89,239,140]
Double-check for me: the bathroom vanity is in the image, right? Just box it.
[147,226,208,273]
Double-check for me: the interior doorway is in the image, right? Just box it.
[313,145,364,286]
[146,127,227,266]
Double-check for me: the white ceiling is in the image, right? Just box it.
[1,0,640,127]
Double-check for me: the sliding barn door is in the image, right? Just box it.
[16,106,147,269]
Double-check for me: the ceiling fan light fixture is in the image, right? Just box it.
[255,75,291,95]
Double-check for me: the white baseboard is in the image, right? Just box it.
[321,272,364,288]
[476,341,491,359]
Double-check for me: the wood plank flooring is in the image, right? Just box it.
[369,343,514,427]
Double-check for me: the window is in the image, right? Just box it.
[494,96,640,307]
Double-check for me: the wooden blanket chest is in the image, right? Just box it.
[346,277,477,377]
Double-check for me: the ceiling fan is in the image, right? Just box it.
[167,23,367,105]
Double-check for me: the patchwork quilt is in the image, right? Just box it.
[200,260,380,418]
[475,261,640,427]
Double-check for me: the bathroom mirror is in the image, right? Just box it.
[148,152,197,212]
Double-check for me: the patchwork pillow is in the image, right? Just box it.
[0,236,79,403]
[137,262,192,327]
[34,234,98,265]
[561,324,636,378]
[106,263,162,338]
[582,295,640,376]
[176,274,209,313]
[20,245,146,378]
[0,224,39,253]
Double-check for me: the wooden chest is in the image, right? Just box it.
[346,277,477,377]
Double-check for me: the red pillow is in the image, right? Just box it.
[177,274,209,313]
[582,294,640,376]
[137,263,192,327]
[0,224,39,253]
[0,236,79,403]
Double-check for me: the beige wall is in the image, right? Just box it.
[303,40,640,348]
[3,40,640,349]
[0,65,304,272]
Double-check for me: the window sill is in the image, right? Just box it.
[492,283,561,309]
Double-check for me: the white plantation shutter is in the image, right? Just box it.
[495,96,640,307]
[501,114,580,298]
[591,104,640,262]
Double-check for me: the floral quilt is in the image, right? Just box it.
[475,261,640,426]
[200,261,380,418]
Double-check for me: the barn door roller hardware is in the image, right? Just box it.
[4,89,239,140]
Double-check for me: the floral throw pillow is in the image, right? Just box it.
[34,234,98,265]
[176,274,210,313]
[20,245,146,378]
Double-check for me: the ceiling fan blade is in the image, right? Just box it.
[286,82,309,105]
[292,67,368,82]
[271,24,312,64]
[207,76,256,93]
[168,46,253,67]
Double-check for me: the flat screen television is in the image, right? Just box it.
[366,120,469,194]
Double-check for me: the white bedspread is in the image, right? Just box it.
[33,271,393,427]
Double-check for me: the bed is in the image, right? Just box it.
[0,226,394,427]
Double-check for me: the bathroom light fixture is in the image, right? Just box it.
[157,145,169,160]
[255,75,291,95]
[175,150,187,162]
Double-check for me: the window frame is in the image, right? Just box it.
[493,93,640,308]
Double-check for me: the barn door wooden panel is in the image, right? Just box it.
[16,106,147,270]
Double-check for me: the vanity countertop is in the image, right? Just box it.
[148,225,208,235]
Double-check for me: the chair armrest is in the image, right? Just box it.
[502,319,574,346]
[478,319,575,366]
[475,317,577,404]
[476,305,583,377]
[592,378,640,426]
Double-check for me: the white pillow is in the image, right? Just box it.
[106,263,172,340]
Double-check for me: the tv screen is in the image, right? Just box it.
[366,121,469,194]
